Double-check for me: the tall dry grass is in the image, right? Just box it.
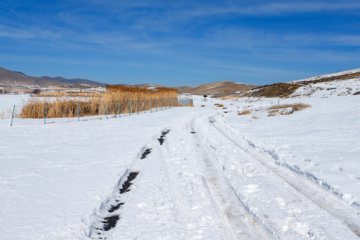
[268,103,311,111]
[267,103,311,116]
[20,85,184,119]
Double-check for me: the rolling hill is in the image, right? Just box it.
[176,81,256,98]
[0,67,105,91]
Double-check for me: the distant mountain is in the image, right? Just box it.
[39,76,104,86]
[176,81,256,98]
[0,67,105,90]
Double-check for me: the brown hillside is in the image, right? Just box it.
[177,81,256,98]
[242,71,360,98]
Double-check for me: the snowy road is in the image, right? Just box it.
[85,108,360,239]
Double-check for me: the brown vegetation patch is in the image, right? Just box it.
[238,109,250,115]
[267,103,311,116]
[243,83,301,98]
[214,103,224,107]
[20,85,186,119]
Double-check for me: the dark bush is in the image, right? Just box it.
[32,89,41,94]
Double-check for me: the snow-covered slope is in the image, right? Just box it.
[241,68,360,98]
[290,78,360,98]
[291,68,360,83]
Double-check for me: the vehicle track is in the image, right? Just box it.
[187,114,275,240]
[85,130,170,240]
[205,115,360,238]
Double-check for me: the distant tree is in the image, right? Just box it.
[32,89,41,94]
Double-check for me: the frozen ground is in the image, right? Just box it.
[0,83,359,239]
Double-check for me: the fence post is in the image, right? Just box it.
[144,100,146,114]
[137,100,139,115]
[150,99,152,113]
[78,102,80,121]
[156,99,158,111]
[44,103,47,124]
[102,101,108,119]
[129,100,131,116]
[10,105,15,126]
[117,101,120,118]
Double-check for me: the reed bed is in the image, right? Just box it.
[20,85,190,119]
[36,92,102,98]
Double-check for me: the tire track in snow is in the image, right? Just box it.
[187,115,275,240]
[86,130,170,239]
[208,116,360,238]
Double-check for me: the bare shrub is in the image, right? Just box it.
[32,89,41,94]
[267,103,311,116]
[238,109,250,115]
[269,103,311,111]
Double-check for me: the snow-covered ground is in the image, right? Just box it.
[0,94,30,118]
[0,82,359,239]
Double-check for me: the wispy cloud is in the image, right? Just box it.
[183,1,360,17]
[0,24,60,39]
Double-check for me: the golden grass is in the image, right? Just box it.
[269,103,311,111]
[267,103,311,116]
[214,103,224,107]
[238,109,250,115]
[20,85,186,119]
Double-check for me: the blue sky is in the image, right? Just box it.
[0,0,359,86]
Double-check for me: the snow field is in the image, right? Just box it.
[0,90,359,239]
[0,104,211,239]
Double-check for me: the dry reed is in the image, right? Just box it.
[268,103,311,111]
[267,103,311,116]
[238,109,250,115]
[21,85,185,119]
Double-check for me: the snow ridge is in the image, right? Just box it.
[291,68,360,83]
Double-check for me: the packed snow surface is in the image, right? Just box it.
[0,89,359,239]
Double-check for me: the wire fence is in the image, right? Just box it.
[7,97,193,126]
